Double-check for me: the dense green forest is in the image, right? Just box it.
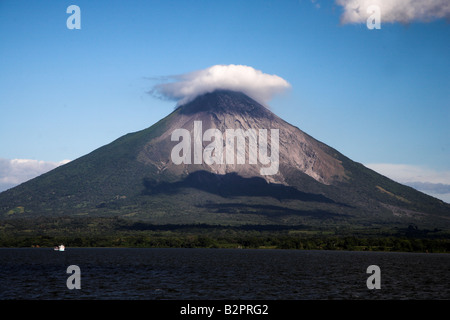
[0,216,449,253]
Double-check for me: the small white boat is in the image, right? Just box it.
[54,244,65,251]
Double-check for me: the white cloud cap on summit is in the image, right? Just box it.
[150,64,291,106]
[336,0,450,24]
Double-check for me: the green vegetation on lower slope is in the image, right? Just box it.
[0,109,180,217]
[336,153,450,217]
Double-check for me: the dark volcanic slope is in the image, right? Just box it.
[1,90,449,230]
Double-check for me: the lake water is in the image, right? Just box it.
[0,248,448,300]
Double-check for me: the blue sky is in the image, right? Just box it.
[0,0,449,201]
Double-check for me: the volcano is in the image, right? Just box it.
[1,90,449,231]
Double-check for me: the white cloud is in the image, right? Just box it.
[311,0,321,9]
[364,163,450,184]
[150,64,291,106]
[336,0,450,24]
[365,163,450,203]
[0,158,70,192]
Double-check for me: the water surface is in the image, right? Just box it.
[0,248,448,299]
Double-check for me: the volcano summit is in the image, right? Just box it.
[1,90,449,233]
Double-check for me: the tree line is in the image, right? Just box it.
[1,234,449,253]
